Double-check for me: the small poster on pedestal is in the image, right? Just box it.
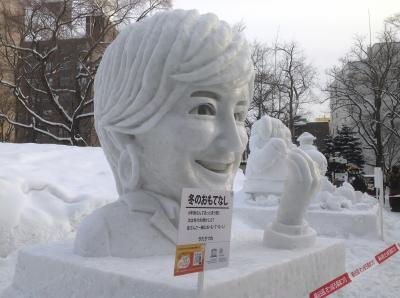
[174,188,233,276]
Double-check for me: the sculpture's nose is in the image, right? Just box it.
[216,117,247,153]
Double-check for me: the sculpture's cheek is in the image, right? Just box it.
[172,119,218,152]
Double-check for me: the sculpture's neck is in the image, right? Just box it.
[120,190,180,227]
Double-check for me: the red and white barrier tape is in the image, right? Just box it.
[309,243,400,298]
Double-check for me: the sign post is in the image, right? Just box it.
[174,188,234,292]
[374,167,384,241]
[197,271,204,297]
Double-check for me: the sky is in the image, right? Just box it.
[173,0,400,118]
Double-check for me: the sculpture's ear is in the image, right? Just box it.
[109,131,135,148]
[111,132,140,194]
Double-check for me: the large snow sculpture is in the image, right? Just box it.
[74,10,255,258]
[244,115,294,198]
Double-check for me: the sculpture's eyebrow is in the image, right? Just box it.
[236,100,248,106]
[190,90,219,100]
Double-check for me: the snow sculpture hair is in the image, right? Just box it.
[94,10,254,195]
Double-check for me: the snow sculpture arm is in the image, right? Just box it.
[263,148,320,249]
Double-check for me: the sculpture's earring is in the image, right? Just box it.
[117,143,140,194]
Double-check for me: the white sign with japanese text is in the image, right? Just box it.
[177,188,233,270]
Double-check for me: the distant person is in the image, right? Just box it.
[388,165,400,211]
[351,174,367,193]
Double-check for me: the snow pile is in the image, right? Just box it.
[0,143,117,257]
[314,180,377,211]
[236,174,377,212]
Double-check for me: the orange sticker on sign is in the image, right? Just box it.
[174,244,205,276]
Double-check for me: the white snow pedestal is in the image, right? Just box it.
[3,231,344,298]
[235,204,380,239]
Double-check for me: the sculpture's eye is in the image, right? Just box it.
[189,103,216,116]
[234,111,246,122]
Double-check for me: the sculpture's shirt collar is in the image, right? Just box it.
[120,190,179,244]
[120,190,180,222]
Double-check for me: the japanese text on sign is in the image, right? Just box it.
[187,193,229,207]
[175,188,233,274]
[177,189,233,245]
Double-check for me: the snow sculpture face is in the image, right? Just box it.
[136,83,250,201]
[93,10,254,200]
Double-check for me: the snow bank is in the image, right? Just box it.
[0,143,118,257]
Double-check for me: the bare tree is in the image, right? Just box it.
[386,12,400,30]
[327,29,400,171]
[0,85,15,141]
[276,41,317,138]
[247,40,317,139]
[0,0,171,145]
[246,41,280,129]
[0,0,20,142]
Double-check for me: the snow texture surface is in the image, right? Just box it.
[2,235,344,298]
[0,143,399,297]
[0,143,117,257]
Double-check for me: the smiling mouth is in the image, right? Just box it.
[195,160,233,174]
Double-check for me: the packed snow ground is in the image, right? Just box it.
[0,143,399,297]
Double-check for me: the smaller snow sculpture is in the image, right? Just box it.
[263,148,320,249]
[297,132,328,205]
[317,181,376,211]
[297,132,327,176]
[296,132,376,211]
[243,117,319,249]
[244,115,294,198]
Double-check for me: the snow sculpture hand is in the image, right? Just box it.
[247,138,288,174]
[263,148,320,249]
[244,115,294,197]
[245,138,289,196]
[249,115,292,152]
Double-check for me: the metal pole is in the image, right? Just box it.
[379,188,384,241]
[197,271,204,298]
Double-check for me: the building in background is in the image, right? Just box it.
[0,0,23,142]
[15,11,115,145]
[330,42,400,174]
[15,0,117,145]
[0,0,172,146]
[294,116,330,152]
